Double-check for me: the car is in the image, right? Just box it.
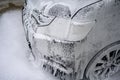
[22,0,120,80]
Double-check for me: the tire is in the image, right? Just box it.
[83,40,120,80]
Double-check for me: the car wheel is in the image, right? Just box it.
[83,40,120,80]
